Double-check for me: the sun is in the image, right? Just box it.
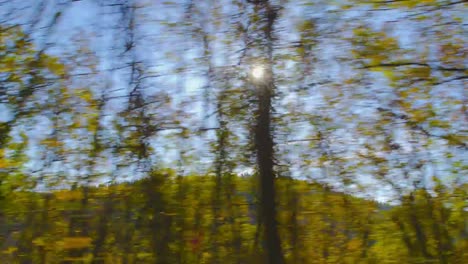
[251,65,265,80]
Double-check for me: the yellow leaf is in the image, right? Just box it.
[0,159,9,168]
[407,87,419,94]
[0,149,10,168]
[408,67,431,79]
[412,109,428,122]
[429,120,450,128]
[40,139,64,148]
[2,247,17,255]
[347,238,362,251]
[45,57,65,75]
[57,237,92,249]
[33,237,46,246]
[381,68,395,81]
[76,89,94,103]
[54,190,83,201]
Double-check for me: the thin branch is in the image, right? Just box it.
[433,75,468,86]
[377,107,467,149]
[360,62,467,72]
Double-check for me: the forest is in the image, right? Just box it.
[0,0,467,263]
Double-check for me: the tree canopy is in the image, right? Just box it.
[0,0,466,263]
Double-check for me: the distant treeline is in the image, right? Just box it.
[1,170,466,263]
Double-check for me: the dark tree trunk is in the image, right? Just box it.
[250,1,284,264]
[91,196,113,263]
[255,81,284,264]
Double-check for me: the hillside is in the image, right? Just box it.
[1,171,466,263]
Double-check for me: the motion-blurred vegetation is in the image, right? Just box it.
[0,0,466,263]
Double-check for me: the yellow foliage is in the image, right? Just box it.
[0,158,10,169]
[57,237,92,249]
[78,89,94,103]
[45,57,65,76]
[54,190,83,201]
[407,67,431,79]
[40,139,64,148]
[347,238,362,251]
[33,237,46,246]
[0,149,10,168]
[412,109,428,122]
[2,247,18,255]
[297,20,315,32]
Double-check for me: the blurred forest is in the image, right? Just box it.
[0,0,467,263]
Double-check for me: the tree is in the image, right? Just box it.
[247,1,285,263]
[0,0,466,263]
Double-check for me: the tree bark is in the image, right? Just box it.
[255,80,284,264]
[251,1,284,263]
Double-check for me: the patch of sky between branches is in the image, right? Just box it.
[0,104,13,122]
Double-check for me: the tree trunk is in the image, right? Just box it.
[251,1,284,263]
[255,81,284,264]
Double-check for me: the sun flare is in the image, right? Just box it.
[252,65,265,79]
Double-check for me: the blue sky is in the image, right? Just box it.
[1,0,466,202]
